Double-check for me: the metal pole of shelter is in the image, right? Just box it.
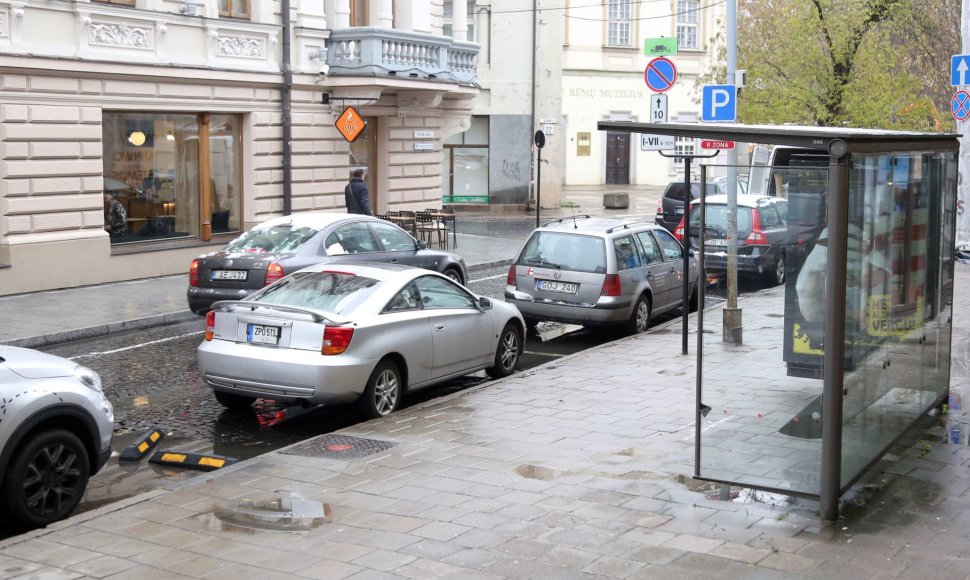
[820,146,849,521]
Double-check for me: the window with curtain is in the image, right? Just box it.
[219,0,250,19]
[443,116,488,203]
[607,0,631,47]
[102,112,242,244]
[676,0,700,50]
[350,0,368,26]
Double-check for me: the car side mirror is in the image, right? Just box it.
[416,240,428,250]
[477,296,492,311]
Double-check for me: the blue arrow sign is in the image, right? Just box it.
[952,90,970,121]
[952,55,970,86]
[644,57,677,93]
[701,84,737,122]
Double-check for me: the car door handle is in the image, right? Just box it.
[390,259,400,263]
[435,323,445,331]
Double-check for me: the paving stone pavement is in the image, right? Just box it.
[1,264,970,579]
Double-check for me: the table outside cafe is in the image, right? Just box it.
[598,121,959,519]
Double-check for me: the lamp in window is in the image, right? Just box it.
[128,130,147,147]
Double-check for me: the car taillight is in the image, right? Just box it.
[264,262,284,286]
[673,216,686,242]
[601,274,622,297]
[655,199,663,216]
[205,310,215,341]
[506,264,516,285]
[322,326,354,355]
[743,209,769,246]
[189,260,199,287]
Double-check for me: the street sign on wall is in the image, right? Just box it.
[644,57,677,93]
[700,140,735,150]
[335,106,366,142]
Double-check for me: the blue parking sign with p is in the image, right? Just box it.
[702,85,737,122]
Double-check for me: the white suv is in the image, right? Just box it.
[0,346,114,530]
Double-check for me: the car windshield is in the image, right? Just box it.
[248,271,381,314]
[518,232,606,273]
[224,224,318,254]
[689,205,753,234]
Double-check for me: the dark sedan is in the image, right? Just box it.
[187,213,468,314]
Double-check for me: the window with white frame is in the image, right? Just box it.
[443,1,476,41]
[674,136,695,164]
[607,0,631,47]
[676,0,699,50]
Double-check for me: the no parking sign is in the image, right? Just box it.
[644,57,677,93]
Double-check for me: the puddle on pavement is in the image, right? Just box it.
[208,491,331,532]
[516,464,563,480]
[679,476,808,508]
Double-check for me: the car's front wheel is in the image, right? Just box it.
[626,294,651,334]
[358,359,403,419]
[214,390,256,411]
[486,323,522,379]
[0,429,91,530]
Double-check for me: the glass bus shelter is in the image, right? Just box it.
[597,121,958,519]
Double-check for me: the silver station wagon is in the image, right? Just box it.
[505,216,700,332]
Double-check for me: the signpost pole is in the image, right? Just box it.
[682,157,692,356]
[534,130,546,228]
[723,0,743,346]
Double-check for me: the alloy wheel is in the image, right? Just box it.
[498,328,520,372]
[24,443,83,519]
[373,368,400,416]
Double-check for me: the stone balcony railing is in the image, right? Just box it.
[326,28,479,85]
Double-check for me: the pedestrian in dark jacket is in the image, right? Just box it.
[345,169,373,215]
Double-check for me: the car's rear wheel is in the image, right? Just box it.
[765,252,786,287]
[486,323,522,379]
[358,359,403,419]
[0,429,91,530]
[214,390,256,410]
[626,294,651,334]
[443,267,463,285]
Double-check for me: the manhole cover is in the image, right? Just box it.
[281,434,395,460]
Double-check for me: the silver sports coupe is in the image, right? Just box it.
[198,262,525,418]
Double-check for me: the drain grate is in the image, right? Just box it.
[281,434,396,460]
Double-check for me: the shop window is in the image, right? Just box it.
[219,0,250,19]
[102,112,242,245]
[443,117,488,203]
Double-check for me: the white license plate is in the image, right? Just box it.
[706,238,728,247]
[247,324,280,344]
[675,207,684,215]
[212,270,248,281]
[536,280,578,294]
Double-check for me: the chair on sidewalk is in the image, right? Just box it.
[415,211,444,249]
[438,208,457,249]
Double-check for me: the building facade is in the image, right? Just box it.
[0,0,480,295]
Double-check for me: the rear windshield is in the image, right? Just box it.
[517,232,606,273]
[689,205,753,234]
[248,271,380,314]
[666,183,718,201]
[224,224,318,254]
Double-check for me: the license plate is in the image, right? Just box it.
[706,238,728,247]
[536,279,578,294]
[247,324,280,344]
[675,207,684,215]
[212,270,248,281]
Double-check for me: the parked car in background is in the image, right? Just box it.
[198,263,525,418]
[0,346,114,530]
[655,177,748,232]
[674,194,790,286]
[187,213,468,314]
[505,216,699,333]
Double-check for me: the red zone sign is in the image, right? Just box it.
[700,140,735,150]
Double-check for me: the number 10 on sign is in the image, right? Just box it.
[650,94,668,123]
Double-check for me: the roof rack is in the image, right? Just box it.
[542,214,592,227]
[605,220,654,234]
